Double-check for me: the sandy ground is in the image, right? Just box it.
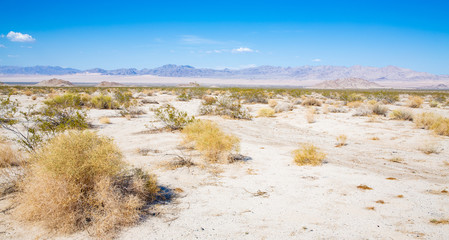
[1,73,449,88]
[0,92,448,239]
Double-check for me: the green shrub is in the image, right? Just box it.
[200,96,252,120]
[90,94,117,109]
[153,104,195,130]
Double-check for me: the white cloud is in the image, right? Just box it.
[180,35,220,44]
[6,31,35,42]
[312,58,321,62]
[205,49,227,54]
[232,47,255,53]
[0,44,6,48]
[8,54,19,58]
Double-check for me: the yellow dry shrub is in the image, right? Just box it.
[347,101,363,108]
[257,108,275,117]
[306,107,316,123]
[335,134,347,147]
[182,120,240,163]
[0,141,22,168]
[389,109,413,121]
[15,131,158,237]
[293,143,326,166]
[407,96,424,108]
[268,99,278,108]
[99,117,111,124]
[414,112,449,136]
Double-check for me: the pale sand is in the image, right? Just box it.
[1,73,449,88]
[0,93,448,239]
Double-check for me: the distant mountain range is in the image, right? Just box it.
[1,64,448,82]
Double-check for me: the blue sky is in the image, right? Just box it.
[1,0,448,74]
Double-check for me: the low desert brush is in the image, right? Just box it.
[15,131,159,237]
[153,104,195,130]
[371,104,389,116]
[306,107,316,123]
[99,117,111,124]
[182,120,240,163]
[268,99,278,108]
[389,109,414,121]
[302,98,322,106]
[346,101,363,108]
[407,96,424,108]
[335,134,347,147]
[414,112,449,136]
[293,143,326,166]
[257,107,275,117]
[0,141,22,168]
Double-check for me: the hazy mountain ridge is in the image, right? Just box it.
[1,64,448,82]
[314,78,383,89]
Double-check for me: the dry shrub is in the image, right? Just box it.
[430,101,438,108]
[0,141,22,168]
[335,134,347,147]
[268,99,278,108]
[31,95,37,101]
[274,102,293,113]
[257,108,275,117]
[414,112,449,136]
[407,96,424,108]
[353,105,373,116]
[306,107,316,123]
[23,90,33,96]
[347,101,363,108]
[182,120,240,163]
[389,109,414,121]
[419,142,440,154]
[99,117,111,124]
[293,143,326,166]
[322,104,329,114]
[15,131,158,237]
[202,96,216,105]
[389,157,403,163]
[302,98,322,106]
[371,104,389,116]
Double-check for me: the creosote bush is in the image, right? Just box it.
[153,104,195,130]
[302,98,322,106]
[293,143,326,166]
[199,96,252,120]
[182,120,240,163]
[15,131,158,237]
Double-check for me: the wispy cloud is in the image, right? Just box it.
[180,35,220,44]
[6,31,35,42]
[8,54,19,58]
[0,44,6,48]
[232,47,257,53]
[312,58,322,62]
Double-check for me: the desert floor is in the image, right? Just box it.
[0,92,448,239]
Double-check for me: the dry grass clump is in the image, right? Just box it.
[389,109,414,121]
[353,105,373,116]
[182,120,240,163]
[274,102,294,113]
[414,112,449,136]
[99,117,112,124]
[371,104,389,116]
[418,142,440,154]
[15,131,158,237]
[335,134,347,147]
[407,96,424,108]
[388,157,403,163]
[293,143,326,166]
[346,101,363,108]
[159,156,196,170]
[257,107,275,117]
[301,98,322,106]
[306,107,316,123]
[0,141,22,168]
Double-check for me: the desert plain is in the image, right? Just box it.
[0,85,448,240]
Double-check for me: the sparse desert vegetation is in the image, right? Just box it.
[0,86,448,239]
